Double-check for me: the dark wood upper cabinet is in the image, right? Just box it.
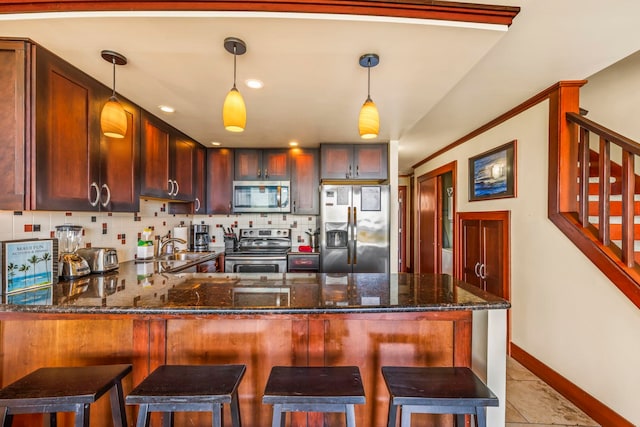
[234,148,289,181]
[140,112,196,202]
[0,40,28,210]
[193,145,206,214]
[290,148,319,215]
[206,148,234,215]
[0,39,139,212]
[320,143,388,180]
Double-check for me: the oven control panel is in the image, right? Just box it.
[239,228,290,238]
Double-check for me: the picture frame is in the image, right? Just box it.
[468,140,517,201]
[0,239,58,294]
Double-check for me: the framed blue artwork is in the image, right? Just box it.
[469,140,517,201]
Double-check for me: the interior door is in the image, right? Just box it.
[482,219,505,297]
[460,219,482,288]
[418,176,437,273]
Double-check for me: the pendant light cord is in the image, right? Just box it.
[232,44,238,90]
[367,57,372,100]
[111,58,117,98]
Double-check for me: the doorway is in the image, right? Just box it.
[417,161,456,274]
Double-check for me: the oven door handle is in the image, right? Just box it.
[226,256,287,262]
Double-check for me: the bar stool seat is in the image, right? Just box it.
[262,366,365,427]
[125,364,245,427]
[382,366,498,427]
[0,364,132,427]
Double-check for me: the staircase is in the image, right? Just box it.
[587,150,640,264]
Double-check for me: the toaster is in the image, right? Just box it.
[76,247,119,273]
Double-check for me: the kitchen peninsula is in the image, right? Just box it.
[0,265,509,427]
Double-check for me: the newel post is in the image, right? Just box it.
[548,81,587,216]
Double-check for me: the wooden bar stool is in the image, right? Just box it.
[0,364,132,427]
[262,366,365,427]
[125,364,245,427]
[381,366,498,427]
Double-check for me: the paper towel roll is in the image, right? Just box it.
[173,226,188,251]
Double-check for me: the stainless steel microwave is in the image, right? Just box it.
[232,181,290,213]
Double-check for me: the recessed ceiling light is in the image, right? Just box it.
[289,140,299,147]
[245,79,264,89]
[159,105,175,113]
[211,141,221,146]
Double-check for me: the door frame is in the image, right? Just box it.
[416,161,457,274]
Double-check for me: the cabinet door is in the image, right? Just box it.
[0,40,27,210]
[234,149,261,180]
[354,144,388,180]
[207,148,234,214]
[481,219,505,297]
[34,46,101,211]
[320,144,353,180]
[263,149,290,180]
[140,113,171,199]
[172,136,196,201]
[460,219,483,288]
[100,99,140,212]
[193,145,206,213]
[290,148,319,215]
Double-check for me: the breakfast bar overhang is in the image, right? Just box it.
[0,270,509,426]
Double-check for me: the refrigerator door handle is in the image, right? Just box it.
[347,206,352,264]
[353,207,357,265]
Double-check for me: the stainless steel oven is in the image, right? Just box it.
[224,228,291,273]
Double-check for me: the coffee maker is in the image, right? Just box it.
[190,224,210,251]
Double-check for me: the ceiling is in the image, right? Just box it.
[3,0,640,174]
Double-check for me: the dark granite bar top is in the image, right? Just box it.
[0,260,510,316]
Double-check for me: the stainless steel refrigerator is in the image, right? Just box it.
[320,184,390,273]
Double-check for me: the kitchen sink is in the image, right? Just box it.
[155,251,210,262]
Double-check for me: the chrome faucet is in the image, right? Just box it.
[154,233,187,258]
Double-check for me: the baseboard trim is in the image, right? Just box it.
[510,343,633,427]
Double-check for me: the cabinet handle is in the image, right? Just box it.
[194,198,201,212]
[474,262,481,277]
[293,200,296,213]
[347,164,352,179]
[257,169,261,178]
[228,201,232,215]
[479,263,487,280]
[173,180,179,197]
[167,180,174,196]
[88,182,100,207]
[265,169,269,179]
[100,184,111,208]
[356,165,359,177]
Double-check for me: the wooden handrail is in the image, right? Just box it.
[566,112,640,156]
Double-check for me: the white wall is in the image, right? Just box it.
[413,100,640,424]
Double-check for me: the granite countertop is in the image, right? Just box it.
[0,259,510,315]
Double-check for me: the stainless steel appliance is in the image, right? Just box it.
[190,224,210,251]
[232,181,290,213]
[224,228,291,273]
[320,185,390,273]
[55,225,90,279]
[76,247,119,273]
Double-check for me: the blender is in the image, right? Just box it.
[55,225,91,279]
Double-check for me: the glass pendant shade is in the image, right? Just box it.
[223,86,246,132]
[359,97,379,139]
[101,96,127,138]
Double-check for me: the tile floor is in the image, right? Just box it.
[506,356,600,427]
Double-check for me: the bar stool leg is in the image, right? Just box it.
[162,412,173,427]
[271,403,285,427]
[400,407,412,427]
[109,380,128,427]
[211,403,222,427]
[49,412,57,427]
[73,403,90,427]
[230,390,242,427]
[476,407,487,427]
[455,414,465,427]
[0,407,9,427]
[135,404,150,427]
[386,401,398,427]
[345,404,356,427]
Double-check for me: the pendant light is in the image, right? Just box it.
[358,53,380,140]
[223,37,247,132]
[100,50,128,139]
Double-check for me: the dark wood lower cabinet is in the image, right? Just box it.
[0,312,471,426]
[456,211,510,299]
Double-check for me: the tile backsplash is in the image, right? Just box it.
[0,199,318,262]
